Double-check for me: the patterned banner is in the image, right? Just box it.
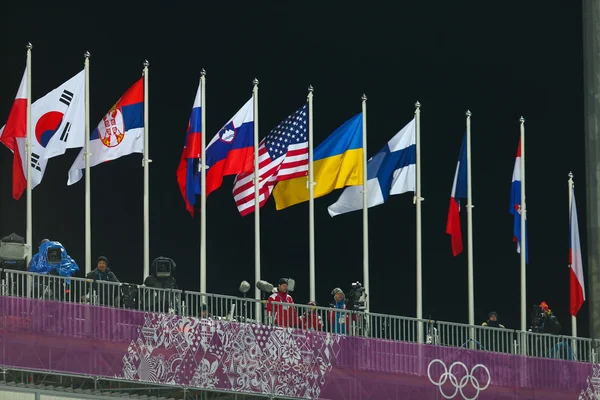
[0,296,592,399]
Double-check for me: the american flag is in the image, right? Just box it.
[233,104,308,215]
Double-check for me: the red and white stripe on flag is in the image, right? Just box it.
[569,188,585,317]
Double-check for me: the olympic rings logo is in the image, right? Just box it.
[427,359,491,400]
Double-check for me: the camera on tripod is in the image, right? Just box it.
[346,281,367,311]
[530,304,545,333]
[529,302,561,334]
[0,233,29,271]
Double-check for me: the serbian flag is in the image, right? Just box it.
[446,134,467,256]
[0,67,27,199]
[569,187,585,317]
[510,139,529,263]
[176,82,202,216]
[204,98,254,198]
[67,78,144,185]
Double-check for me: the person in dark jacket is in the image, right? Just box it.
[82,256,119,306]
[482,311,505,328]
[532,301,561,334]
[480,311,508,352]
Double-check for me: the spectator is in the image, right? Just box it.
[329,288,349,334]
[480,311,507,352]
[82,256,119,306]
[300,301,323,331]
[199,303,212,319]
[266,278,297,328]
[482,311,505,328]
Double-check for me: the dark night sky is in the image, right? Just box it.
[0,2,588,336]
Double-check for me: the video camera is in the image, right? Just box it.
[530,304,544,333]
[46,247,62,264]
[0,233,29,271]
[530,303,561,334]
[151,257,176,279]
[346,281,367,311]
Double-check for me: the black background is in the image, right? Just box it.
[0,2,587,336]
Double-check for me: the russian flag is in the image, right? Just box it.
[510,140,529,263]
[67,78,144,185]
[446,134,467,256]
[176,83,202,216]
[569,187,585,317]
[0,67,28,199]
[204,98,254,198]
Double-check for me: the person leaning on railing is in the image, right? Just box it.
[299,301,323,331]
[482,311,505,328]
[81,256,119,306]
[199,303,212,319]
[266,278,297,328]
[480,311,506,352]
[329,288,350,334]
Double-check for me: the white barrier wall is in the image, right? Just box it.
[0,390,34,400]
[40,396,79,400]
[0,389,110,400]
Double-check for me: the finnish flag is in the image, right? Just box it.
[328,118,416,216]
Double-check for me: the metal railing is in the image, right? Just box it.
[0,268,597,362]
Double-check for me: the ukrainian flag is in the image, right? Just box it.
[273,113,363,210]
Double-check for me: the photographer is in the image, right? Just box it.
[530,301,561,334]
[30,239,79,301]
[530,301,570,359]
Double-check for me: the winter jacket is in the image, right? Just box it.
[267,291,297,327]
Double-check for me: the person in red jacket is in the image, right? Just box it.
[266,278,297,327]
[300,301,323,331]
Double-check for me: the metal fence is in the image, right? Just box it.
[0,268,597,362]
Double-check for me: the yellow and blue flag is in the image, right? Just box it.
[272,113,363,210]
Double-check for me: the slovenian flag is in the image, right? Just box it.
[510,139,529,263]
[204,98,254,197]
[68,78,144,185]
[569,187,585,317]
[446,134,467,256]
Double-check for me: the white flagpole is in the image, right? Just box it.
[415,101,423,343]
[466,110,475,333]
[569,171,577,338]
[25,43,33,263]
[200,69,207,294]
[308,86,316,302]
[84,51,91,275]
[253,79,261,323]
[361,94,370,313]
[143,61,151,281]
[519,117,527,342]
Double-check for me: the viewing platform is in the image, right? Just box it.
[0,269,596,399]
